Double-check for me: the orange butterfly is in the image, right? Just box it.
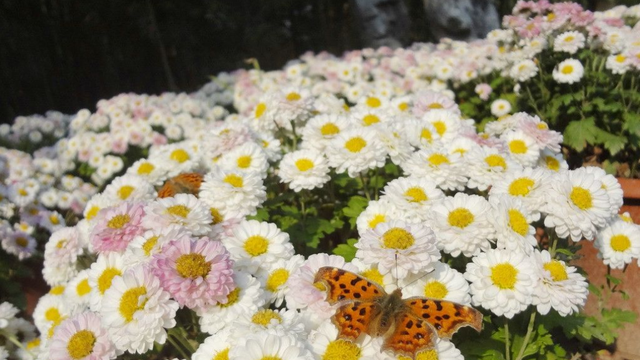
[157,173,204,198]
[314,266,483,359]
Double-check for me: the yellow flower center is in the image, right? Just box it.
[448,208,474,228]
[266,268,289,292]
[537,122,549,130]
[433,121,446,136]
[545,156,560,171]
[509,140,528,154]
[86,206,100,220]
[423,281,448,299]
[314,281,327,292]
[363,114,380,126]
[368,214,386,229]
[67,330,96,359]
[620,214,632,223]
[50,214,60,225]
[508,209,529,236]
[260,357,282,360]
[428,103,443,109]
[490,263,518,290]
[223,174,244,188]
[18,188,28,196]
[251,309,283,326]
[76,279,91,296]
[382,227,415,250]
[26,338,40,350]
[142,236,159,256]
[421,128,433,142]
[366,97,381,108]
[320,123,340,136]
[45,307,61,322]
[50,285,65,295]
[610,234,631,252]
[485,154,507,169]
[107,214,130,229]
[244,235,269,256]
[237,155,252,169]
[98,267,122,294]
[255,103,267,118]
[543,261,568,281]
[295,158,314,172]
[170,149,190,163]
[404,187,428,203]
[167,204,190,218]
[398,102,409,111]
[117,185,134,200]
[119,286,147,322]
[561,65,574,75]
[219,288,241,308]
[564,35,575,42]
[570,186,592,210]
[322,339,361,360]
[15,237,28,248]
[400,349,439,360]
[137,162,155,175]
[508,178,535,196]
[428,154,449,166]
[213,348,230,360]
[344,137,367,153]
[210,207,224,224]
[615,54,626,63]
[286,92,301,101]
[360,268,384,287]
[175,253,211,279]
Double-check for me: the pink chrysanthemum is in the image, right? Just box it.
[91,202,146,254]
[49,312,116,360]
[151,237,235,309]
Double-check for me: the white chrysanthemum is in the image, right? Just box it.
[278,149,331,192]
[489,167,550,218]
[83,194,117,223]
[33,294,77,336]
[48,311,117,360]
[552,59,584,84]
[87,253,128,312]
[300,114,351,152]
[142,194,212,236]
[355,220,441,278]
[102,175,156,203]
[488,195,538,255]
[465,249,536,318]
[355,199,400,236]
[256,255,305,307]
[594,220,640,269]
[255,132,282,162]
[199,167,266,217]
[606,53,630,75]
[150,143,200,178]
[543,168,613,241]
[491,99,512,117]
[401,262,471,305]
[402,147,467,191]
[584,167,624,214]
[232,308,306,337]
[422,109,464,142]
[0,302,19,329]
[427,193,495,257]
[357,95,390,110]
[43,227,84,286]
[197,271,267,335]
[222,220,294,275]
[405,118,441,149]
[375,123,415,165]
[350,258,398,294]
[553,31,586,54]
[326,127,386,177]
[64,270,92,309]
[466,146,522,191]
[376,337,464,360]
[532,250,588,316]
[309,320,378,360]
[380,177,444,222]
[124,225,194,267]
[229,329,313,360]
[100,265,178,354]
[537,149,569,173]
[219,142,269,177]
[502,130,541,167]
[126,158,168,186]
[192,328,235,360]
[2,231,36,260]
[348,107,389,128]
[510,59,538,82]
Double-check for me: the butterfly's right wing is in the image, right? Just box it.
[314,266,386,305]
[332,301,381,341]
[382,311,437,360]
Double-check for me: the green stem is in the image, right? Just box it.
[360,173,371,201]
[166,331,191,359]
[505,317,511,360]
[515,311,537,360]
[0,331,29,354]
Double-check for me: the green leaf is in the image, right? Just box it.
[623,112,640,136]
[342,196,369,228]
[594,128,627,156]
[605,274,622,285]
[333,238,358,261]
[247,208,269,222]
[563,118,598,151]
[302,218,336,249]
[588,283,602,297]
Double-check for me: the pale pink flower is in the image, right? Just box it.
[91,202,146,253]
[49,312,116,360]
[475,83,492,101]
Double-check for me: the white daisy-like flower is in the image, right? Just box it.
[553,31,586,54]
[491,99,512,117]
[43,227,84,286]
[355,199,400,236]
[102,175,156,203]
[64,270,92,309]
[197,271,267,335]
[0,302,19,329]
[256,255,305,307]
[199,167,266,217]
[427,193,495,257]
[543,168,613,241]
[87,252,128,312]
[33,294,77,336]
[142,194,212,236]
[150,143,200,178]
[375,123,415,165]
[357,95,390,110]
[219,142,269,177]
[502,130,541,167]
[348,106,389,128]
[532,250,588,316]
[2,231,36,260]
[405,118,441,149]
[488,195,538,254]
[377,337,464,360]
[422,109,464,142]
[326,127,387,177]
[380,177,444,223]
[350,258,398,294]
[300,114,350,153]
[465,146,521,191]
[465,249,536,318]
[255,132,282,162]
[400,262,472,305]
[594,220,640,269]
[606,53,630,75]
[83,194,117,223]
[123,225,194,267]
[510,59,539,82]
[278,149,331,192]
[125,158,168,186]
[192,328,235,360]
[537,149,569,173]
[232,308,307,337]
[355,220,441,278]
[489,167,550,218]
[222,220,294,275]
[49,311,116,360]
[402,147,467,191]
[100,265,178,354]
[552,59,584,84]
[309,319,378,360]
[584,167,624,214]
[229,329,313,360]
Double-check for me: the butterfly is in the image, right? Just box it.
[157,173,204,198]
[314,266,483,359]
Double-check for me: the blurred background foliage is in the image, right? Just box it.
[0,0,635,122]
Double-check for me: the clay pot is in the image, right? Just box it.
[618,178,640,224]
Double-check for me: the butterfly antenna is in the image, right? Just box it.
[395,253,399,288]
[404,267,436,288]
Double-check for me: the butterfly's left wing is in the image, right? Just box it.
[403,297,482,339]
[382,311,436,359]
[332,301,380,341]
[314,266,386,305]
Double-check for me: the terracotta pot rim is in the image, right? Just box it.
[617,177,640,200]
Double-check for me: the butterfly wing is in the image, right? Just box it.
[157,181,177,198]
[382,311,436,359]
[314,266,386,305]
[332,301,380,341]
[403,297,482,339]
[157,173,203,199]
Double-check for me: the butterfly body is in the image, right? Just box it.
[157,173,203,198]
[314,266,483,360]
